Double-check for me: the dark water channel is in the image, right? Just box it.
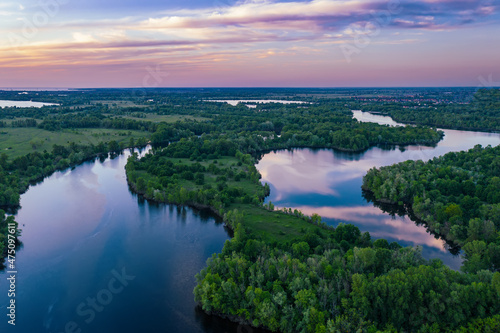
[0,148,248,333]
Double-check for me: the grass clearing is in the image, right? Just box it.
[230,203,324,243]
[0,127,149,158]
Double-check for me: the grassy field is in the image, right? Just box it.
[0,127,149,158]
[231,203,324,243]
[1,117,34,125]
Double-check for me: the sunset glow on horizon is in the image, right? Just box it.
[1,0,499,88]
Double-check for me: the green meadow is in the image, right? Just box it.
[0,127,147,158]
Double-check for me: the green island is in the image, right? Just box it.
[1,88,499,332]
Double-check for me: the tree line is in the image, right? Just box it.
[195,223,500,332]
[0,138,147,209]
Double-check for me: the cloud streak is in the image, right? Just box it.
[0,0,499,87]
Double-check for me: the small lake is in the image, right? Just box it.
[352,110,402,127]
[205,100,308,107]
[0,148,248,333]
[256,111,500,270]
[0,100,59,108]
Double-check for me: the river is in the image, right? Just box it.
[0,148,245,333]
[256,111,500,270]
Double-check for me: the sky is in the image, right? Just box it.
[0,0,499,88]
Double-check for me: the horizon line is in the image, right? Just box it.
[1,86,498,91]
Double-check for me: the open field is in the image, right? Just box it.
[0,127,148,158]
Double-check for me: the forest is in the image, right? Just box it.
[362,144,500,274]
[1,87,499,331]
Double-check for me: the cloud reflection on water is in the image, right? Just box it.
[288,204,446,252]
[256,116,500,268]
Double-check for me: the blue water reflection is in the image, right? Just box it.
[256,112,500,270]
[0,149,245,333]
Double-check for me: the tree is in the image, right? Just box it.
[374,239,389,249]
[108,140,120,152]
[136,177,146,192]
[462,241,489,273]
[292,242,310,260]
[194,172,204,185]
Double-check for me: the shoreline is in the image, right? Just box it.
[361,186,463,254]
[1,145,149,213]
[360,110,500,134]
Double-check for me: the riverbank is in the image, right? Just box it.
[354,89,500,133]
[0,142,149,212]
[361,188,462,255]
[362,110,500,133]
[362,144,500,274]
[362,182,462,248]
[0,144,151,266]
[0,148,239,333]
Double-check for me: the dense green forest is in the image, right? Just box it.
[145,99,444,154]
[363,145,500,274]
[194,228,500,332]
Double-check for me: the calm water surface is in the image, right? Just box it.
[0,100,58,108]
[205,100,307,107]
[256,111,500,270]
[0,149,246,333]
